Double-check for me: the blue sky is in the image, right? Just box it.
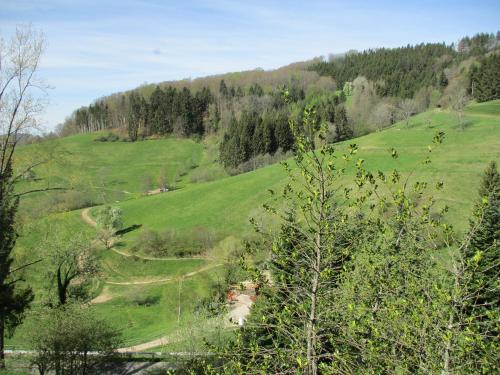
[1,0,499,130]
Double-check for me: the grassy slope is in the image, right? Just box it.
[8,100,500,348]
[14,133,205,213]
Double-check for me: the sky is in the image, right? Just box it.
[1,0,499,131]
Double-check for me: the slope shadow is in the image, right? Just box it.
[116,224,142,236]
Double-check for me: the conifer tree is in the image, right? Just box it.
[452,161,499,373]
[334,104,352,141]
[209,104,363,374]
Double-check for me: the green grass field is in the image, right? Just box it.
[7,100,500,350]
[16,132,205,193]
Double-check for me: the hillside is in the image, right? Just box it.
[14,133,227,218]
[7,100,500,350]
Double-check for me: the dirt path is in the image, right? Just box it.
[81,207,213,261]
[117,336,171,352]
[228,294,254,326]
[90,286,113,304]
[81,207,97,227]
[106,263,223,286]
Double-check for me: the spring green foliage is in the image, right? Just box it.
[205,99,456,373]
[214,105,365,374]
[202,103,499,373]
[7,101,499,351]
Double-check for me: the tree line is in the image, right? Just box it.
[70,85,214,141]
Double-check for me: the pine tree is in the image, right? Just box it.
[334,105,352,141]
[458,161,499,372]
[127,92,141,141]
[470,55,500,102]
[274,111,294,152]
[219,80,228,99]
[252,118,266,156]
[208,105,364,374]
[439,70,448,88]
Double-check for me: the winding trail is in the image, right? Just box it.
[106,263,223,285]
[81,207,213,261]
[81,207,97,227]
[82,206,229,353]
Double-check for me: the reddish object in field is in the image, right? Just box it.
[227,290,237,302]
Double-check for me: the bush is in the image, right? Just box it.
[129,293,160,306]
[131,227,218,257]
[226,149,293,176]
[29,305,121,375]
[94,132,120,142]
[189,164,227,183]
[45,191,95,213]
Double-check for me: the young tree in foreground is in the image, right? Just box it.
[207,103,366,374]
[335,158,450,372]
[30,304,121,375]
[0,25,46,368]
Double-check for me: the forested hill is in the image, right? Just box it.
[56,31,500,173]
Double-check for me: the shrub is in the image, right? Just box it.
[131,227,219,257]
[226,149,293,176]
[29,305,121,375]
[189,164,227,183]
[44,191,95,213]
[94,132,120,142]
[129,293,160,306]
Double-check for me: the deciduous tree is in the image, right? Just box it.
[0,25,47,368]
[95,206,123,249]
[30,304,121,375]
[44,232,99,305]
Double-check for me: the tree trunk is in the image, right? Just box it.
[307,232,321,375]
[442,312,453,375]
[57,268,70,305]
[0,317,5,369]
[306,172,325,375]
